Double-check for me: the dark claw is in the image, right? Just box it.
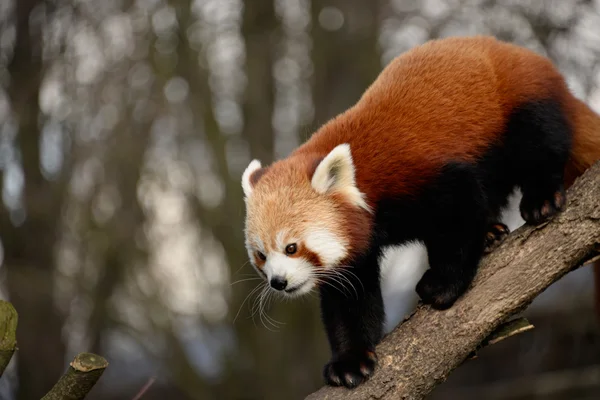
[483,222,510,254]
[416,269,465,310]
[323,349,378,389]
[520,187,566,225]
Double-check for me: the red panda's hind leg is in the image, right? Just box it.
[506,99,572,225]
[415,163,488,310]
[519,185,567,224]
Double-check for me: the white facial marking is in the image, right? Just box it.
[305,228,347,266]
[246,236,265,254]
[275,229,292,250]
[311,143,371,212]
[264,253,315,297]
[241,159,262,198]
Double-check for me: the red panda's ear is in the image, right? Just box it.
[242,160,266,198]
[311,144,370,211]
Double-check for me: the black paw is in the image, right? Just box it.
[483,223,510,254]
[323,349,378,388]
[416,269,466,310]
[520,187,566,225]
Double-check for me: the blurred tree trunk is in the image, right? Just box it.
[309,0,382,128]
[241,0,277,163]
[86,122,151,356]
[2,0,68,398]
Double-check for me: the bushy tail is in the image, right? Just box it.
[566,98,600,319]
[565,98,600,187]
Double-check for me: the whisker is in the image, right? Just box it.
[338,267,365,293]
[253,286,266,327]
[232,273,261,278]
[248,284,268,321]
[315,277,348,297]
[312,272,353,298]
[258,287,279,332]
[234,260,251,275]
[230,277,264,286]
[233,282,264,324]
[331,269,359,299]
[317,267,363,299]
[313,268,362,299]
[263,290,285,328]
[257,287,270,328]
[251,285,266,319]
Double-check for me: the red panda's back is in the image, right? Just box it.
[296,36,570,204]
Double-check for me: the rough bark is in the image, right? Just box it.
[306,161,600,400]
[0,301,18,377]
[41,353,108,400]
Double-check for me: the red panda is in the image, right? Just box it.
[241,36,600,389]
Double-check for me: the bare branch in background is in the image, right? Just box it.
[0,302,107,399]
[41,353,108,400]
[306,162,600,400]
[131,377,156,400]
[0,301,18,377]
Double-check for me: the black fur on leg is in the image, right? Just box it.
[319,248,384,389]
[372,162,488,311]
[503,99,572,225]
[316,97,573,388]
[415,163,488,309]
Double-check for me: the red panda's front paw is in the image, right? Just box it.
[483,222,510,254]
[416,269,465,310]
[323,349,378,388]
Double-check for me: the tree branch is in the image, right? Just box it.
[306,161,600,400]
[0,300,18,377]
[41,353,108,400]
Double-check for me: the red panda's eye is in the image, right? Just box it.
[285,243,297,255]
[256,251,266,261]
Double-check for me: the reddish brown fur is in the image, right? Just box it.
[250,35,600,288]
[252,253,266,275]
[564,97,600,185]
[254,37,600,199]
[330,192,372,263]
[297,247,323,267]
[249,168,268,187]
[286,36,588,207]
[252,253,263,264]
[246,154,368,257]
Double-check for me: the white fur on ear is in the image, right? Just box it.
[311,144,370,211]
[242,159,262,197]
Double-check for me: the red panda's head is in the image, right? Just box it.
[242,144,372,297]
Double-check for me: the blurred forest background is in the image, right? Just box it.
[1,0,600,399]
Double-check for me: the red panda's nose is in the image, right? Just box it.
[270,276,288,291]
